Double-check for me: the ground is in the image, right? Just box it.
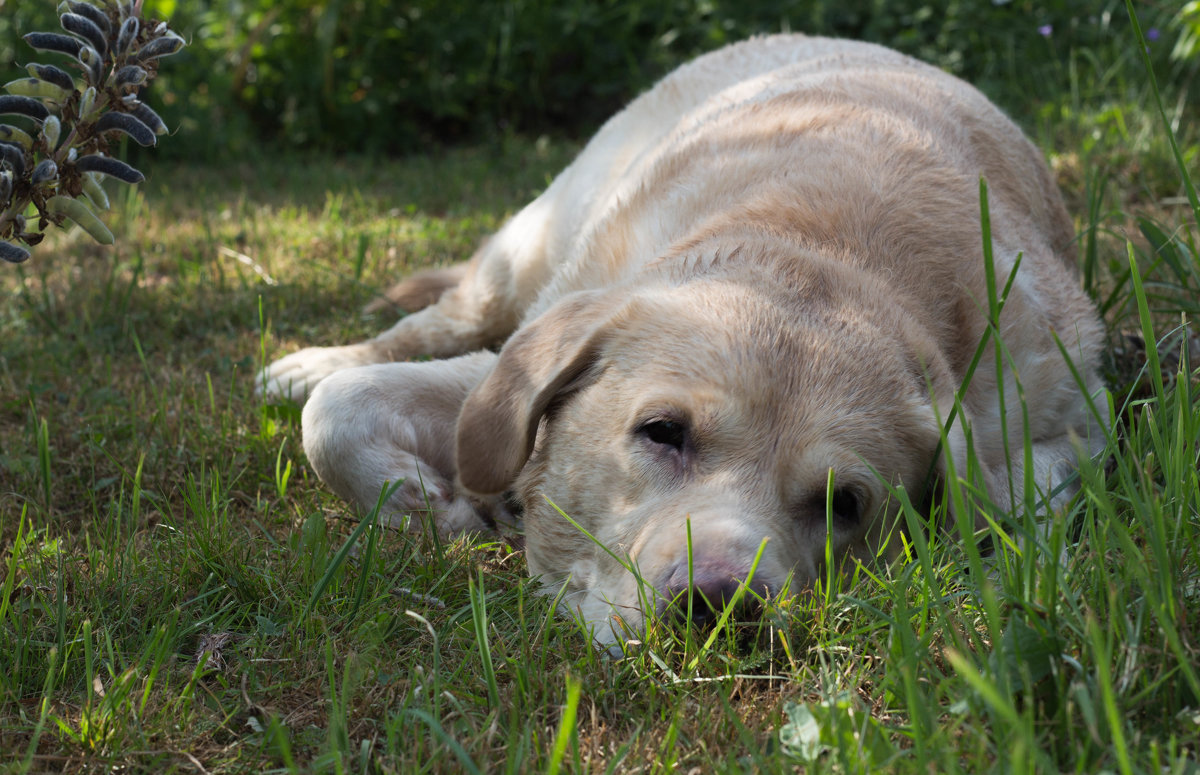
[1,129,1198,772]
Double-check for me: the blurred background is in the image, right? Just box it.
[2,0,1196,163]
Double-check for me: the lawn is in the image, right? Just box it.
[3,22,1200,775]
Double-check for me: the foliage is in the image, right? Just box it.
[1175,1,1200,61]
[0,0,184,263]
[3,0,1195,159]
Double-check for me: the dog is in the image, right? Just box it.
[259,34,1105,646]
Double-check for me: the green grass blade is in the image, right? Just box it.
[469,570,500,710]
[20,646,60,773]
[403,708,484,775]
[545,674,582,775]
[1128,244,1167,404]
[304,479,403,617]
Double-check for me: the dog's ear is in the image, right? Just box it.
[456,290,615,494]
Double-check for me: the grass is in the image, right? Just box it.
[2,30,1200,775]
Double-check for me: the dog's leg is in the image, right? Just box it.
[300,351,510,535]
[259,199,559,401]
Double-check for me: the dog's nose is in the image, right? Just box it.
[660,565,762,628]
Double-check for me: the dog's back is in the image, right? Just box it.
[451,36,1074,327]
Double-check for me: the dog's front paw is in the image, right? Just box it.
[257,343,380,401]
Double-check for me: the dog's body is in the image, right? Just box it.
[261,35,1103,644]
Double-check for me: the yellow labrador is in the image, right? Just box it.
[260,35,1104,645]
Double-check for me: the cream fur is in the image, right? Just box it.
[263,35,1105,646]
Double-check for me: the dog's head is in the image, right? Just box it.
[456,257,969,646]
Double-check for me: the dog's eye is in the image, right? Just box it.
[821,487,861,526]
[638,419,687,451]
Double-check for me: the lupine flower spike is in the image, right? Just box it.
[0,0,184,262]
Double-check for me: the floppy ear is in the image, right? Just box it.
[455,290,616,494]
